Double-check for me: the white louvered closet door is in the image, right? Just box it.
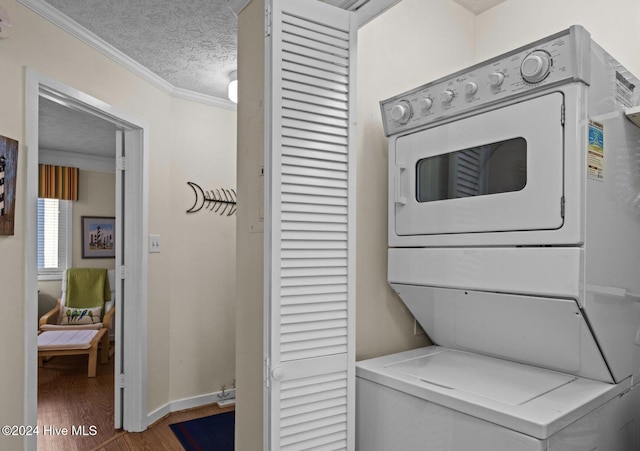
[265,0,356,450]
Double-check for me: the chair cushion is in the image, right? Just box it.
[40,323,103,331]
[59,306,102,325]
[38,330,99,350]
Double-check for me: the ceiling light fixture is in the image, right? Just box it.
[228,70,238,104]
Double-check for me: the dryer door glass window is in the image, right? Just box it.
[416,138,527,203]
[394,91,564,236]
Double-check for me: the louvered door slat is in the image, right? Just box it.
[282,164,348,180]
[282,119,347,139]
[283,89,348,112]
[268,1,355,450]
[281,221,347,233]
[281,404,347,426]
[280,281,347,296]
[282,110,348,130]
[283,63,349,89]
[281,194,347,207]
[282,14,349,41]
[282,42,349,68]
[282,22,349,51]
[282,238,347,249]
[281,319,348,334]
[281,396,346,417]
[283,53,349,77]
[282,175,347,190]
[283,101,348,120]
[281,265,347,277]
[282,183,347,198]
[281,273,347,285]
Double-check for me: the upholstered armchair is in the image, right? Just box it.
[39,268,115,332]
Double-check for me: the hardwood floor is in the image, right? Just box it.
[37,353,234,451]
[38,353,116,451]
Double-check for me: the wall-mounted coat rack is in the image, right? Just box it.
[186,182,237,216]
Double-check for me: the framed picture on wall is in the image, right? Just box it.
[0,135,18,236]
[82,216,115,258]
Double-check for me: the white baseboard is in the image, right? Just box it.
[147,388,237,426]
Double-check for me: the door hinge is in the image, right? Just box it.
[560,104,565,125]
[264,358,270,389]
[560,196,565,218]
[118,265,128,279]
[265,3,272,37]
[117,156,127,171]
[118,373,125,389]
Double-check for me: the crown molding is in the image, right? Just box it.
[352,0,401,26]
[172,86,237,110]
[17,0,237,111]
[227,0,400,27]
[227,0,251,16]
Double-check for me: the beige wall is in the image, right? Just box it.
[167,97,237,402]
[355,0,476,360]
[235,0,265,449]
[475,0,640,77]
[0,1,236,448]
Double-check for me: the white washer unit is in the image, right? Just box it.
[357,26,640,450]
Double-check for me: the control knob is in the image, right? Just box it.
[489,72,505,87]
[440,90,454,103]
[464,82,478,96]
[390,101,412,124]
[417,97,433,112]
[520,50,552,84]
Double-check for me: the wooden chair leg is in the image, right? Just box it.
[88,344,98,378]
[87,329,106,377]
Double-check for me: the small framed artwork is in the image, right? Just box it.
[82,216,115,258]
[0,135,18,236]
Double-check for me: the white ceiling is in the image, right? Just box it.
[39,97,117,158]
[33,0,505,159]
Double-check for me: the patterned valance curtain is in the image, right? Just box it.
[38,165,79,201]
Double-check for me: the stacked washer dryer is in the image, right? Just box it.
[356,26,640,450]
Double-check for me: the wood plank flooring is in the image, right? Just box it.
[38,353,234,451]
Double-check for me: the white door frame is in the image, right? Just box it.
[24,69,149,450]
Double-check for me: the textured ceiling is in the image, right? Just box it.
[35,0,506,159]
[39,97,117,157]
[37,0,503,103]
[43,0,238,101]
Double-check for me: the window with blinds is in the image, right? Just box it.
[37,198,72,279]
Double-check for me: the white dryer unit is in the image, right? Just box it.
[357,26,640,451]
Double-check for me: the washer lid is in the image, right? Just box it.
[356,346,628,439]
[390,348,575,406]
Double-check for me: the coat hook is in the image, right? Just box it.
[186,182,237,216]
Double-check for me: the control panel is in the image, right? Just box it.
[380,27,589,136]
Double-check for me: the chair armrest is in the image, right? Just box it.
[39,299,61,329]
[103,305,115,330]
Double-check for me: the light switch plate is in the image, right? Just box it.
[149,234,161,253]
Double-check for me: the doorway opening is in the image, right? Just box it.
[25,69,148,450]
